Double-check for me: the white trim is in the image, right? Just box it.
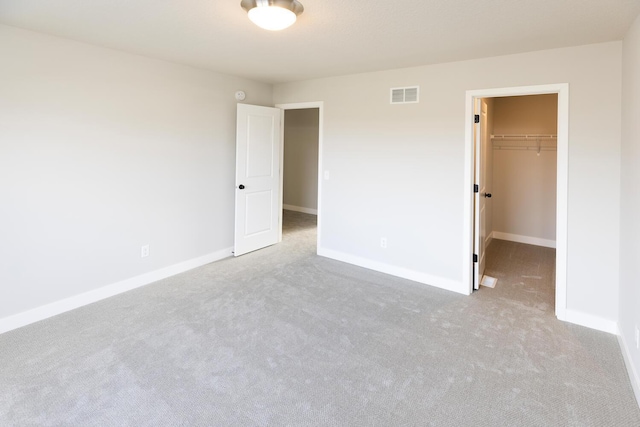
[283,204,318,215]
[555,86,569,321]
[618,333,640,408]
[0,247,233,334]
[275,102,324,254]
[564,309,618,334]
[318,247,467,295]
[492,231,556,248]
[463,95,474,295]
[464,83,569,322]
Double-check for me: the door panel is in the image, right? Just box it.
[473,99,488,289]
[234,104,281,256]
[246,115,276,177]
[245,190,274,235]
[478,100,488,279]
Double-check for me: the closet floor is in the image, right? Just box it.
[482,238,556,313]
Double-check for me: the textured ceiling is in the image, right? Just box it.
[1,0,639,83]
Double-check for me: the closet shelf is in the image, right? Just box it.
[491,134,557,153]
[491,134,557,140]
[493,146,557,152]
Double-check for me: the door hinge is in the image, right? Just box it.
[473,254,478,263]
[474,114,480,123]
[474,184,479,193]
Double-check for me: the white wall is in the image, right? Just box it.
[0,25,272,322]
[283,109,319,212]
[619,13,640,402]
[491,95,558,244]
[274,42,622,326]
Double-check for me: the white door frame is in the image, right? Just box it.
[463,84,569,321]
[274,101,324,254]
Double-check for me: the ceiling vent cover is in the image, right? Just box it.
[390,86,419,104]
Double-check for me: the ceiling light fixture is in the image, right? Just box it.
[241,0,304,31]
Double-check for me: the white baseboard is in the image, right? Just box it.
[564,309,618,334]
[317,247,467,295]
[0,247,233,334]
[485,231,494,247]
[283,204,318,215]
[492,231,556,249]
[618,333,640,408]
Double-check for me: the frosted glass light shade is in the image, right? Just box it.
[247,6,297,31]
[241,0,304,31]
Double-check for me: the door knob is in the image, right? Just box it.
[484,193,492,198]
[238,184,245,190]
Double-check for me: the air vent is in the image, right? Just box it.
[390,86,419,104]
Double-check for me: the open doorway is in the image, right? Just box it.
[476,94,559,311]
[464,84,569,320]
[283,108,319,216]
[277,102,324,253]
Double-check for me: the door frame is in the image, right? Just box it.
[463,84,569,321]
[274,101,324,254]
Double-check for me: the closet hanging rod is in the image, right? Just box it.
[493,146,557,151]
[491,134,557,140]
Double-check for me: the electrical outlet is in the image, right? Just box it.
[380,237,387,249]
[635,325,639,350]
[141,244,150,258]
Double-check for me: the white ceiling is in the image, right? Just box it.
[1,0,639,84]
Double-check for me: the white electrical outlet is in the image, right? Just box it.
[380,237,387,249]
[635,325,639,349]
[141,244,150,258]
[324,170,330,180]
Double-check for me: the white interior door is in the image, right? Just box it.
[234,104,281,256]
[473,99,489,289]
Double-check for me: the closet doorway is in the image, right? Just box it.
[464,84,569,320]
[478,95,558,309]
[277,103,323,250]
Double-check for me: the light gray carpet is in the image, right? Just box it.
[1,211,639,426]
